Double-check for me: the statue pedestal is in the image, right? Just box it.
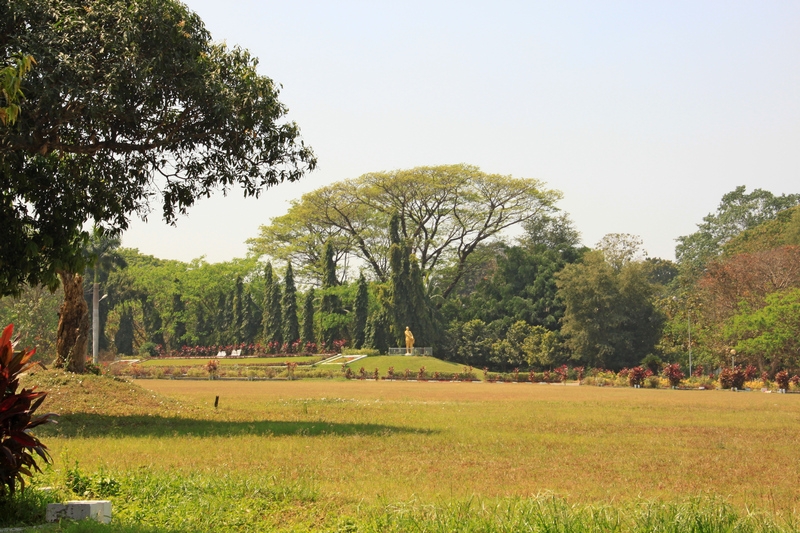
[47,500,112,524]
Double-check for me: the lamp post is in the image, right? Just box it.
[92,290,107,365]
[730,348,736,368]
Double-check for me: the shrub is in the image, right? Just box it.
[204,359,219,378]
[417,367,427,380]
[0,324,56,499]
[662,363,684,388]
[775,370,790,391]
[138,342,158,357]
[719,366,747,390]
[628,366,647,387]
[641,354,662,374]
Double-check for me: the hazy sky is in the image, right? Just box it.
[122,1,800,263]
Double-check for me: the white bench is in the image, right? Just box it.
[231,349,242,357]
[216,350,227,358]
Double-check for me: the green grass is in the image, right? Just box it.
[322,354,470,375]
[138,356,322,367]
[13,371,800,531]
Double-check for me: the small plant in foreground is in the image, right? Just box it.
[0,324,56,499]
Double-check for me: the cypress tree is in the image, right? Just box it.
[243,293,261,344]
[261,263,274,341]
[365,308,391,355]
[388,239,412,346]
[231,275,244,342]
[320,241,345,349]
[266,283,283,345]
[115,306,134,356]
[282,263,300,344]
[302,288,315,345]
[353,273,368,349]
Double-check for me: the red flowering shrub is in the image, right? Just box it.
[692,365,705,377]
[418,367,426,380]
[554,365,568,384]
[628,366,647,387]
[662,363,684,388]
[775,370,790,391]
[744,365,758,381]
[719,366,747,389]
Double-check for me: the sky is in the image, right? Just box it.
[121,1,800,264]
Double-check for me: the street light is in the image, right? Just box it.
[92,292,108,365]
[730,348,736,368]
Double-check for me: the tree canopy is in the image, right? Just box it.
[675,186,800,274]
[0,0,315,295]
[248,164,562,297]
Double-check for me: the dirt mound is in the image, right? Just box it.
[21,369,197,418]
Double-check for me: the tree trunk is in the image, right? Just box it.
[55,270,88,373]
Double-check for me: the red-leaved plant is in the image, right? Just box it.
[0,324,56,498]
[628,366,647,387]
[662,363,685,388]
[775,370,790,391]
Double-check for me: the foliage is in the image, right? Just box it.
[719,366,747,390]
[0,0,315,296]
[627,366,647,387]
[364,309,391,354]
[0,53,35,127]
[113,306,134,356]
[727,288,800,375]
[0,324,54,498]
[557,250,663,370]
[281,264,299,344]
[774,370,790,391]
[675,186,800,274]
[352,273,369,349]
[249,164,562,296]
[662,363,685,387]
[301,288,315,345]
[319,241,345,349]
[0,284,62,362]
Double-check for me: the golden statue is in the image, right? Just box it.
[404,326,415,355]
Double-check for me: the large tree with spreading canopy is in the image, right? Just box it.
[248,164,561,299]
[1,0,316,296]
[1,0,315,369]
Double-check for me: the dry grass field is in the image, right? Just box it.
[16,371,800,531]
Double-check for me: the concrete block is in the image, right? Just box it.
[46,500,112,524]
